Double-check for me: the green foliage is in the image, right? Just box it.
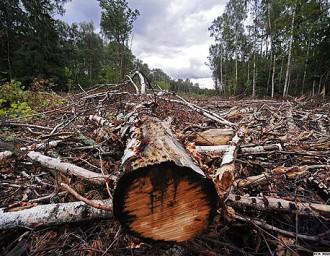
[208,0,330,97]
[0,0,69,82]
[98,0,139,44]
[0,81,32,117]
[155,81,171,90]
[0,81,64,117]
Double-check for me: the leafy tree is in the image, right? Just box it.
[98,0,139,79]
[0,0,68,84]
[208,0,330,97]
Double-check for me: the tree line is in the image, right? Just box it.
[208,0,330,97]
[0,0,209,95]
[0,0,140,90]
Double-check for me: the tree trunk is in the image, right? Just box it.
[283,2,297,97]
[220,48,223,85]
[318,75,323,95]
[267,2,273,97]
[247,57,250,89]
[113,117,218,242]
[235,57,238,93]
[302,40,310,95]
[267,53,272,95]
[235,33,238,93]
[6,28,12,80]
[271,54,276,98]
[252,51,256,97]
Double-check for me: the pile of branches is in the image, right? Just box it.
[0,76,329,255]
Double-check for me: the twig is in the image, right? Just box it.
[235,214,330,245]
[1,122,52,131]
[60,183,112,211]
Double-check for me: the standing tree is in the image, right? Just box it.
[98,0,139,79]
[0,0,68,83]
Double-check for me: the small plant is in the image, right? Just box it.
[0,80,65,118]
[0,81,33,117]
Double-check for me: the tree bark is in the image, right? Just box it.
[252,51,256,97]
[228,194,330,218]
[235,33,238,93]
[271,54,276,98]
[0,199,112,230]
[196,143,282,154]
[213,131,242,200]
[302,40,310,95]
[283,2,297,97]
[27,151,111,185]
[113,116,218,242]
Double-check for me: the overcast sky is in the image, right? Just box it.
[59,0,227,88]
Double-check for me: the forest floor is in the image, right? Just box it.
[0,83,329,255]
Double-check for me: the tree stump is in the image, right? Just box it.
[113,117,218,242]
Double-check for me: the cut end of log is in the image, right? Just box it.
[113,161,217,242]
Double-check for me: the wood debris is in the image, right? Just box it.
[0,81,329,255]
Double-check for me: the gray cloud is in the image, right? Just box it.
[60,0,101,28]
[59,0,227,88]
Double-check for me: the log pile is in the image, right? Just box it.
[0,80,329,255]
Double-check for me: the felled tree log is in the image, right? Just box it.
[191,128,234,146]
[0,199,112,230]
[113,117,218,242]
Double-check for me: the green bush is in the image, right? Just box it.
[0,80,65,117]
[0,81,33,117]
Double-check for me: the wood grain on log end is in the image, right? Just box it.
[113,162,217,242]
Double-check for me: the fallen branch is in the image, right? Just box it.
[88,115,113,127]
[235,165,330,188]
[234,214,330,245]
[0,199,112,230]
[61,183,112,211]
[0,151,13,160]
[197,143,282,154]
[27,151,112,185]
[228,194,330,218]
[20,140,62,151]
[213,130,243,199]
[1,122,52,131]
[0,140,62,161]
[126,75,140,94]
[175,95,232,122]
[159,97,236,127]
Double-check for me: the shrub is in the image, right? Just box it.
[0,80,65,118]
[0,81,33,117]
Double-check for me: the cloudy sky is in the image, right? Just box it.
[59,0,227,88]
